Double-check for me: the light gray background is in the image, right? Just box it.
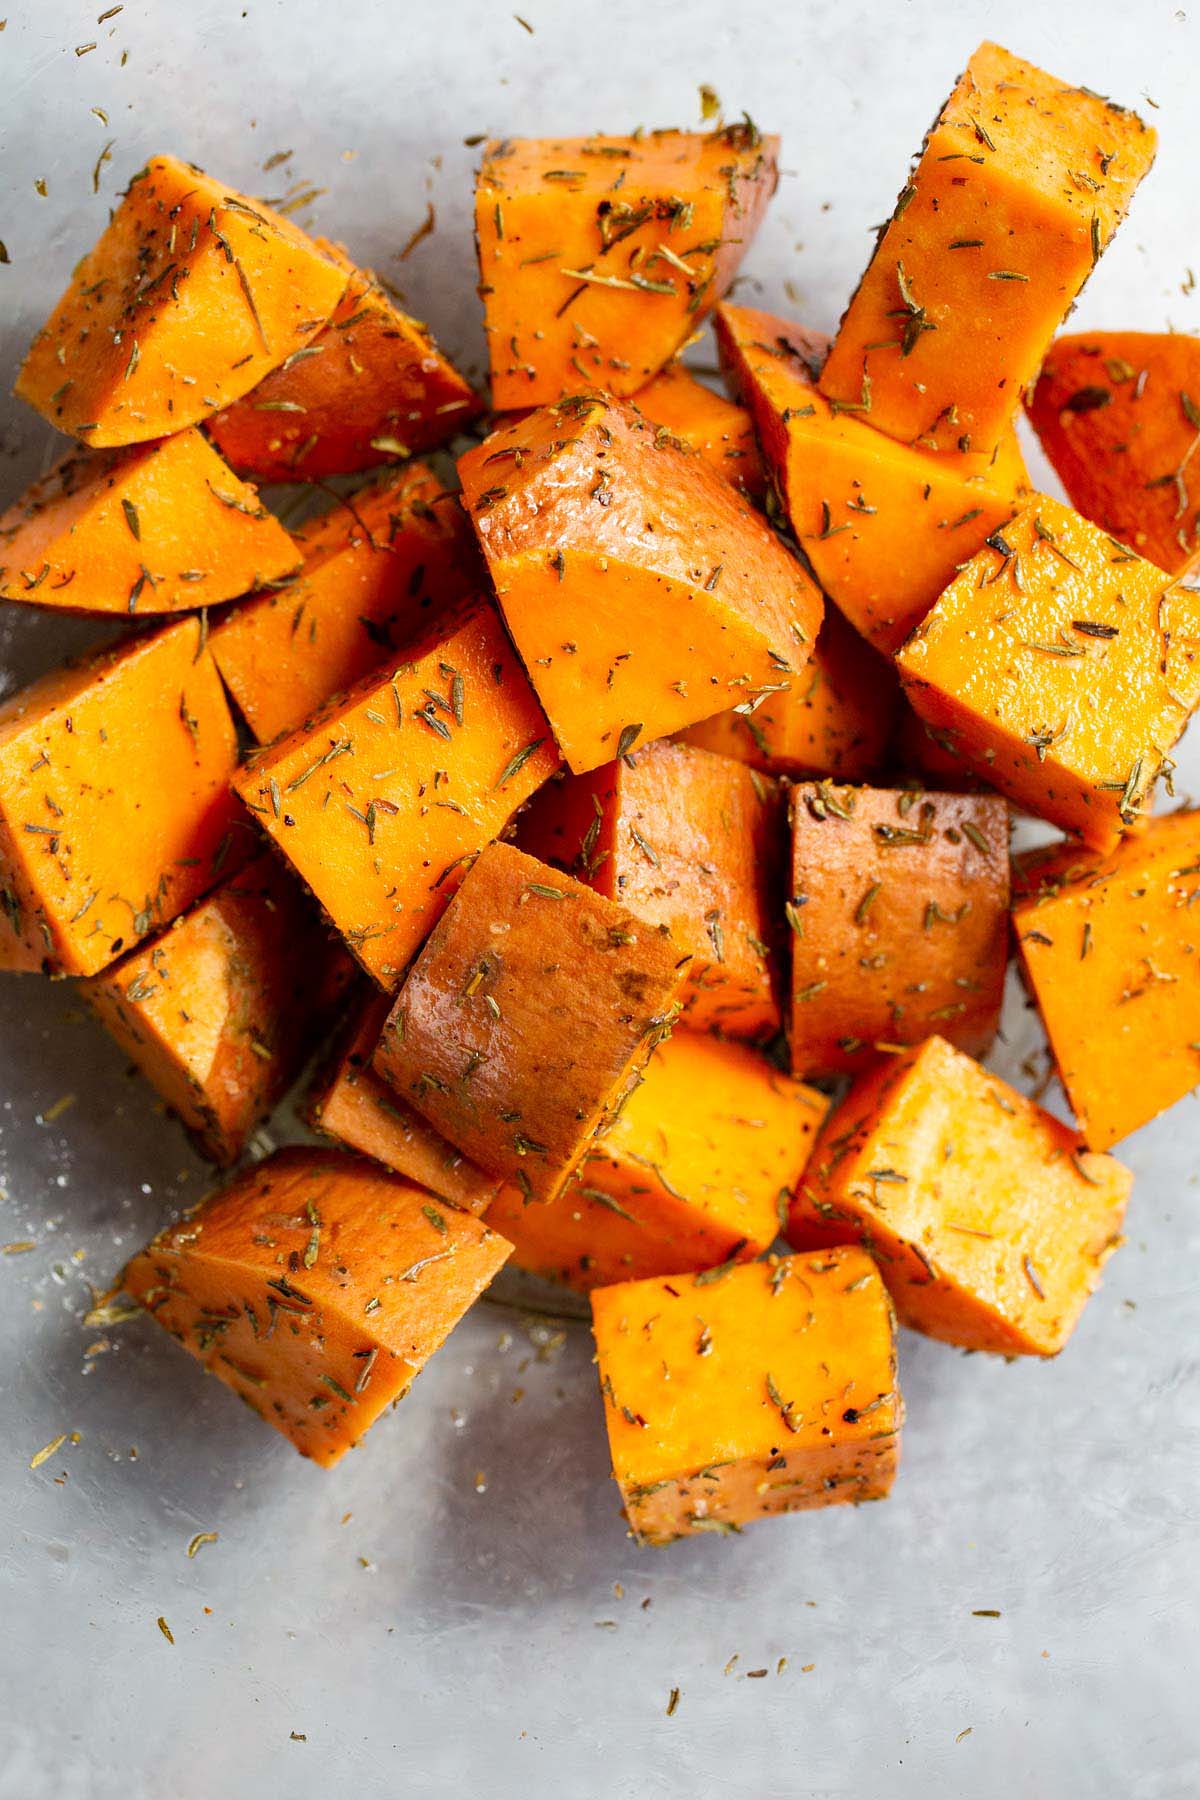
[2,3,1199,1797]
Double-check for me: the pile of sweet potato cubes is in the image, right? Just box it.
[2,39,1194,1543]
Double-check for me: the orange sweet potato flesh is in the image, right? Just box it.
[0,616,244,977]
[17,155,349,447]
[788,1034,1131,1356]
[458,394,822,773]
[676,605,899,780]
[308,993,498,1211]
[1026,332,1200,578]
[819,42,1156,457]
[1013,809,1200,1149]
[886,701,990,791]
[591,1246,901,1544]
[632,362,766,499]
[896,493,1200,851]
[476,125,779,410]
[122,1146,512,1466]
[517,738,784,1040]
[485,1030,827,1291]
[81,853,355,1166]
[714,303,1027,652]
[788,782,1009,1075]
[0,430,298,616]
[210,463,484,743]
[208,251,480,480]
[374,841,691,1203]
[232,596,558,986]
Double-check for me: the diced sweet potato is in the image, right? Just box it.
[714,303,1027,651]
[485,1030,827,1290]
[232,597,558,986]
[458,394,822,773]
[676,606,899,780]
[1013,810,1200,1149]
[819,42,1156,456]
[788,1035,1131,1356]
[308,993,498,1211]
[476,125,779,409]
[591,1247,902,1544]
[17,155,348,447]
[208,251,480,480]
[886,702,987,791]
[210,463,483,743]
[632,362,766,499]
[517,738,783,1039]
[81,852,355,1165]
[374,842,690,1203]
[122,1146,511,1465]
[788,782,1009,1074]
[1026,332,1200,578]
[0,430,298,616]
[896,494,1200,851]
[0,617,243,977]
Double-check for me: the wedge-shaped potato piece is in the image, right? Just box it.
[1026,332,1200,578]
[788,782,1009,1075]
[374,842,690,1203]
[518,738,784,1040]
[632,362,766,499]
[1013,811,1200,1149]
[476,125,779,409]
[81,853,355,1165]
[789,1035,1131,1356]
[486,1030,827,1290]
[459,395,822,773]
[208,252,480,479]
[308,993,498,1211]
[233,597,558,986]
[17,155,348,446]
[0,430,298,616]
[123,1147,511,1465]
[211,463,483,743]
[715,303,1026,651]
[897,494,1200,851]
[0,617,242,976]
[592,1247,902,1544]
[820,42,1156,456]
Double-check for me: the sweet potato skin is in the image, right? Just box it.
[591,1247,902,1543]
[123,1147,511,1466]
[374,841,690,1203]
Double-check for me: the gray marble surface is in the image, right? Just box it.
[1,3,1199,1796]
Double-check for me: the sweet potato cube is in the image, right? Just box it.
[677,606,899,780]
[0,430,298,616]
[788,782,1009,1075]
[458,395,822,773]
[122,1147,511,1465]
[81,853,355,1165]
[1026,332,1200,578]
[0,617,242,976]
[232,597,558,986]
[896,494,1200,851]
[476,125,779,410]
[788,1035,1131,1356]
[17,155,348,447]
[485,1030,828,1290]
[210,463,484,743]
[208,253,480,480]
[374,842,690,1203]
[591,1247,902,1544]
[819,42,1156,456]
[887,702,989,791]
[1013,810,1200,1149]
[632,362,766,499]
[517,738,783,1039]
[715,303,1027,651]
[308,993,498,1211]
